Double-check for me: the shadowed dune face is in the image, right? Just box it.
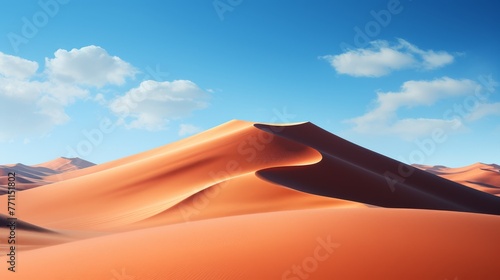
[255,123,500,215]
[0,120,499,279]
[0,214,70,251]
[0,214,53,233]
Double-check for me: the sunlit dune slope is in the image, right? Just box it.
[2,208,499,280]
[8,120,364,233]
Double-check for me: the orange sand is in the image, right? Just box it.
[0,120,499,279]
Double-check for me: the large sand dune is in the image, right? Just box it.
[1,120,499,279]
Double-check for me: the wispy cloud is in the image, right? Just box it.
[347,77,478,139]
[466,102,500,121]
[178,124,202,136]
[322,39,455,77]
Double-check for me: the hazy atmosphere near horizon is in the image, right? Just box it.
[1,0,499,166]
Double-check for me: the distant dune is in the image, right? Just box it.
[414,163,500,196]
[0,157,94,195]
[0,120,499,279]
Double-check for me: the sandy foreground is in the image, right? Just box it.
[1,120,499,279]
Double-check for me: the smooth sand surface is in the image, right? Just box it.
[1,120,499,279]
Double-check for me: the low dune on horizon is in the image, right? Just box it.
[0,157,94,195]
[413,163,500,196]
[1,120,499,279]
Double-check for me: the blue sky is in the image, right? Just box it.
[0,0,499,167]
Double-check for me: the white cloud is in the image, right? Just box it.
[0,76,88,141]
[348,77,478,139]
[40,81,89,105]
[323,39,455,77]
[420,51,454,69]
[467,102,500,121]
[0,46,210,141]
[45,45,137,87]
[324,46,414,77]
[178,124,202,136]
[396,39,454,70]
[0,90,69,141]
[36,95,71,125]
[0,45,137,141]
[0,52,38,80]
[110,80,209,131]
